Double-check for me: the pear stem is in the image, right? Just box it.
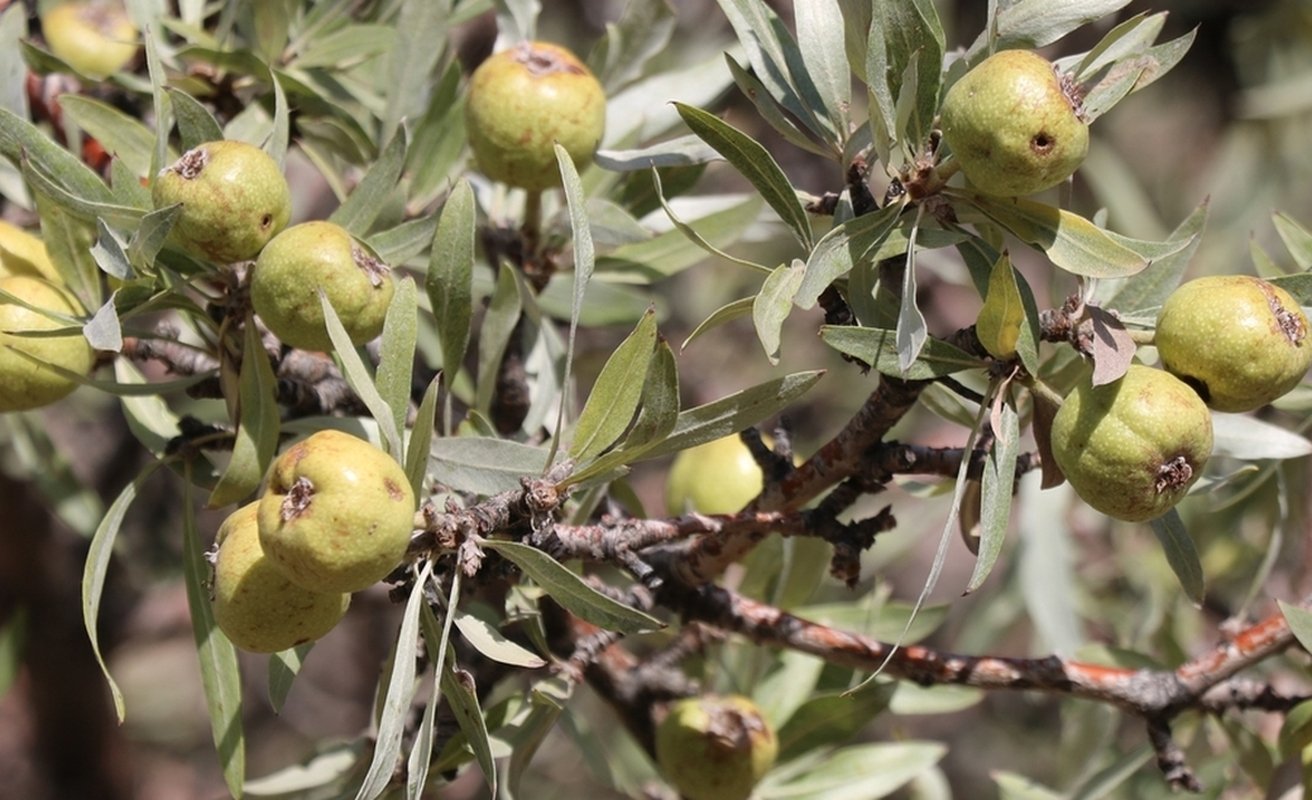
[522,189,543,256]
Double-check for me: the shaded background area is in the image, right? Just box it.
[2,1,1311,798]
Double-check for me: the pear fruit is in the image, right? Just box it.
[152,140,291,264]
[1155,275,1311,412]
[258,430,415,594]
[941,50,1088,197]
[42,1,138,79]
[655,694,778,800]
[1050,364,1212,522]
[465,41,606,190]
[212,502,350,654]
[0,276,93,412]
[250,221,394,352]
[665,434,765,516]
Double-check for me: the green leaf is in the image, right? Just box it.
[638,370,824,461]
[565,339,681,485]
[128,204,181,273]
[475,264,524,415]
[181,481,245,798]
[589,0,677,91]
[58,95,160,178]
[759,741,945,799]
[1080,29,1197,123]
[650,168,770,273]
[895,213,928,372]
[977,0,1133,53]
[795,0,852,138]
[208,321,280,507]
[25,157,145,226]
[724,55,834,159]
[674,102,812,250]
[1270,273,1312,305]
[564,338,681,486]
[548,141,596,467]
[715,0,835,145]
[966,394,1019,593]
[0,606,25,698]
[406,376,440,499]
[1280,601,1312,656]
[1274,211,1312,269]
[0,107,116,204]
[426,179,475,381]
[596,194,763,280]
[820,327,985,379]
[501,681,570,797]
[320,291,403,460]
[753,259,805,364]
[266,69,290,167]
[976,252,1024,359]
[439,663,497,795]
[405,61,466,210]
[681,295,754,350]
[268,644,312,715]
[1211,412,1312,460]
[1095,197,1209,313]
[329,130,407,235]
[992,771,1063,800]
[142,21,170,177]
[959,194,1154,278]
[453,605,546,669]
[293,24,395,69]
[480,540,662,634]
[864,0,944,162]
[1149,509,1204,605]
[376,277,418,444]
[353,562,431,800]
[570,309,658,462]
[776,683,896,761]
[381,0,451,143]
[617,337,680,452]
[795,201,904,310]
[430,437,553,496]
[167,87,224,151]
[83,465,161,722]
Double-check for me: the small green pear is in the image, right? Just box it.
[1050,365,1212,522]
[655,694,778,800]
[465,41,606,190]
[250,221,394,352]
[0,276,94,412]
[665,435,765,516]
[212,501,350,654]
[1155,275,1311,412]
[258,430,415,594]
[940,50,1088,197]
[41,1,138,79]
[152,140,291,264]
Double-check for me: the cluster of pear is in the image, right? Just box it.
[939,52,1310,522]
[211,429,416,653]
[1052,277,1310,522]
[151,139,399,352]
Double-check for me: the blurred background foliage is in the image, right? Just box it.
[1,0,1311,798]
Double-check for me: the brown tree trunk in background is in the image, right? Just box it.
[0,470,133,800]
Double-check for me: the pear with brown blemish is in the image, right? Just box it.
[258,430,415,593]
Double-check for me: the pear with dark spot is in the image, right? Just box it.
[258,430,415,593]
[941,50,1089,197]
[1156,275,1312,412]
[1050,365,1212,522]
[152,140,290,263]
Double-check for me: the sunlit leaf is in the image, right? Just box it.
[480,540,662,634]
